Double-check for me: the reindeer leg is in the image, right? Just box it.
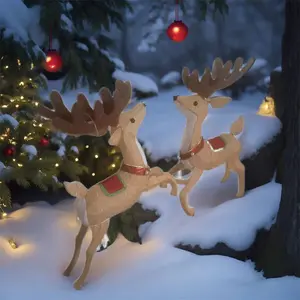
[63,224,88,277]
[230,158,245,198]
[221,162,231,183]
[179,169,203,216]
[73,220,110,290]
[168,161,185,175]
[161,161,186,188]
[148,173,178,196]
[149,167,168,188]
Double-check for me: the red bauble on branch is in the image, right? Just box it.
[43,49,63,73]
[167,20,188,42]
[3,145,16,157]
[39,137,50,147]
[167,0,188,42]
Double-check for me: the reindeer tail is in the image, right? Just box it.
[64,181,88,198]
[230,116,244,136]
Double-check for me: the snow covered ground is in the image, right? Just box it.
[0,176,299,300]
[1,85,296,299]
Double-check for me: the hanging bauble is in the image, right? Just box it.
[167,20,188,42]
[39,136,50,147]
[3,144,16,157]
[43,49,63,73]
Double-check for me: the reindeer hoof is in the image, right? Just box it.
[63,269,71,277]
[171,189,178,196]
[235,192,245,198]
[185,207,195,217]
[73,280,84,290]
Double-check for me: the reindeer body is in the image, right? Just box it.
[39,81,177,290]
[170,57,255,217]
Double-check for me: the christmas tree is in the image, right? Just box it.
[24,0,131,92]
[21,0,132,187]
[0,29,86,216]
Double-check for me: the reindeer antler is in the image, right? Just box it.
[38,80,132,136]
[182,57,255,98]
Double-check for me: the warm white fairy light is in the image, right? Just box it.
[75,158,79,162]
[95,154,99,158]
[8,238,17,249]
[20,96,24,100]
[92,173,95,176]
[55,163,59,167]
[111,164,116,168]
[85,145,89,148]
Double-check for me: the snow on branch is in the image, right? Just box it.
[0,114,18,128]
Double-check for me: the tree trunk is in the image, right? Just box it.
[254,0,300,277]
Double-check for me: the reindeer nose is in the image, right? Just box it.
[142,102,146,107]
[173,95,178,101]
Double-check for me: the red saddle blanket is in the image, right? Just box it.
[98,174,126,196]
[207,136,226,151]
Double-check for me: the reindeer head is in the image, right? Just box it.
[38,80,141,146]
[108,101,146,146]
[174,57,255,121]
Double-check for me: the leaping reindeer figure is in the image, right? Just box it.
[169,57,255,216]
[39,80,178,290]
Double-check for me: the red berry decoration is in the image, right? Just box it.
[43,49,63,73]
[39,137,50,147]
[167,20,189,42]
[3,145,16,157]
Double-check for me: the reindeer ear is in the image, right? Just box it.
[108,127,122,146]
[209,96,232,108]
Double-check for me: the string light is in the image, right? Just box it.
[20,96,24,100]
[8,238,17,249]
[111,164,116,168]
[17,163,23,167]
[75,158,79,162]
[92,173,95,176]
[85,145,89,148]
[15,104,19,108]
[4,65,8,69]
[94,154,99,158]
[19,81,24,86]
[35,102,39,106]
[55,163,59,167]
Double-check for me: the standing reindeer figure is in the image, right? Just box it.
[38,80,178,290]
[169,57,255,217]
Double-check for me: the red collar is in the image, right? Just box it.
[121,164,150,175]
[179,138,204,160]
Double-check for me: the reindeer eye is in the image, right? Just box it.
[193,101,198,106]
[130,118,135,123]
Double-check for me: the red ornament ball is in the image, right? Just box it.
[166,20,188,42]
[39,137,50,147]
[43,49,63,72]
[3,145,16,157]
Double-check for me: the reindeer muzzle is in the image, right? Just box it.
[173,95,179,101]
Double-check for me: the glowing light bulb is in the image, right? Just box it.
[92,173,95,176]
[95,154,99,158]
